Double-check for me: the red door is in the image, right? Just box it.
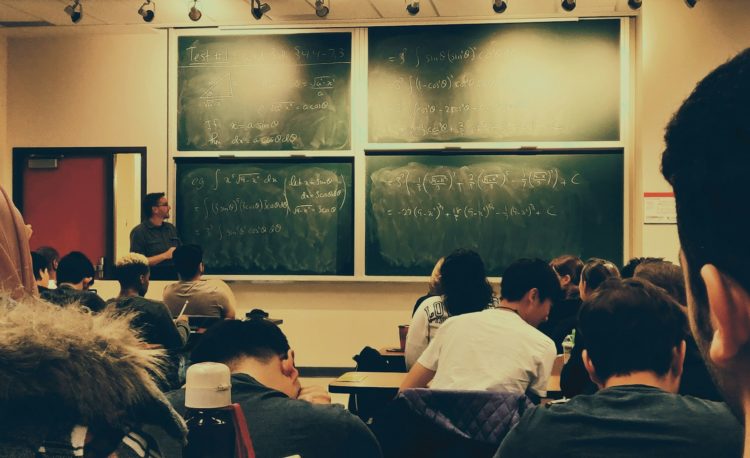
[22,156,109,265]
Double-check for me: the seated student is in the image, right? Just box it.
[410,257,444,316]
[108,253,190,390]
[539,254,584,352]
[495,278,742,458]
[40,251,106,312]
[162,244,237,319]
[405,249,495,369]
[634,260,722,401]
[35,246,60,289]
[620,256,663,279]
[401,258,560,398]
[560,257,621,397]
[0,293,187,456]
[157,319,382,458]
[30,252,50,294]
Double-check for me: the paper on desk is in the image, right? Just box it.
[337,373,367,382]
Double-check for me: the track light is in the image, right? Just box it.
[188,1,201,21]
[64,0,83,23]
[315,0,329,17]
[138,0,155,22]
[627,0,642,9]
[561,0,575,12]
[251,0,271,20]
[684,0,698,7]
[492,0,507,13]
[406,1,419,15]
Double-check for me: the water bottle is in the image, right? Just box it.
[183,362,235,458]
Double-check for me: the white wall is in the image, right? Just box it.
[636,0,750,262]
[5,1,750,366]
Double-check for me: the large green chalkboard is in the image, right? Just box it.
[366,150,623,276]
[176,158,353,275]
[368,20,620,143]
[178,32,351,151]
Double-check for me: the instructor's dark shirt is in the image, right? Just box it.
[129,220,180,279]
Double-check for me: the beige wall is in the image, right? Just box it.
[636,0,750,262]
[4,1,750,366]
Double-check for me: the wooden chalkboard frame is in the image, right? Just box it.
[167,19,632,281]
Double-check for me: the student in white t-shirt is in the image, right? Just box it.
[400,258,562,399]
[404,249,496,369]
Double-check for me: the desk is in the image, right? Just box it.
[329,372,405,395]
[378,347,407,372]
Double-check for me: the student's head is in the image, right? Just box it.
[661,48,750,415]
[550,255,583,291]
[427,257,445,295]
[173,244,204,280]
[35,246,59,280]
[142,192,170,221]
[579,278,688,393]
[634,260,686,306]
[579,258,621,300]
[501,258,563,327]
[440,249,493,316]
[114,253,150,297]
[31,252,50,286]
[56,251,95,289]
[620,257,664,279]
[190,319,299,398]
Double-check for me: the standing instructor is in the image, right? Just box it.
[130,192,181,280]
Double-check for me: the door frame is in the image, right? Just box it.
[13,146,147,278]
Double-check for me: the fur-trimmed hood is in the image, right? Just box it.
[0,295,186,448]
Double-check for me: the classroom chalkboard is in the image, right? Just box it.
[175,158,354,275]
[368,20,620,143]
[366,151,623,276]
[177,32,351,151]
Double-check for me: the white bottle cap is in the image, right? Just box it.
[185,362,232,409]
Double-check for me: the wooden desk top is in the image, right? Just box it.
[329,372,405,394]
[378,347,405,357]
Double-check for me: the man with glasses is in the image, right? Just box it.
[130,192,181,280]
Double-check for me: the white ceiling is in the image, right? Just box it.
[0,0,641,32]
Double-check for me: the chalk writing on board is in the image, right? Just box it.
[178,33,351,151]
[177,161,354,275]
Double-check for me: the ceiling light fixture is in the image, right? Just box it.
[188,0,201,21]
[138,0,155,22]
[406,0,419,15]
[627,0,642,9]
[252,0,271,20]
[64,0,83,23]
[315,0,329,17]
[561,0,576,11]
[492,0,507,13]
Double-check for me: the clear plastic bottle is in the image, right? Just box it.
[562,329,576,364]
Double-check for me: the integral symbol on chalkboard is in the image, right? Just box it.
[200,73,233,100]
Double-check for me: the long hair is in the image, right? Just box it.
[440,249,493,316]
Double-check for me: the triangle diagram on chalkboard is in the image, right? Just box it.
[200,73,233,100]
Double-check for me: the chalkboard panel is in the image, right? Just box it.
[368,21,620,143]
[178,32,351,151]
[176,158,353,275]
[366,151,623,276]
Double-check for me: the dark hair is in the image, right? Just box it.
[579,278,688,382]
[173,244,203,280]
[581,258,620,292]
[114,255,150,291]
[634,260,686,306]
[56,251,95,285]
[35,246,59,272]
[621,257,664,279]
[191,319,291,364]
[501,258,563,303]
[142,192,165,220]
[661,48,750,318]
[550,255,584,284]
[31,252,47,281]
[439,249,494,316]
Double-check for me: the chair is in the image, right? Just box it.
[372,389,533,458]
